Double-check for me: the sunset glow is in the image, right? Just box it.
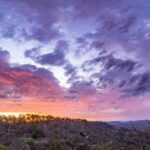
[0,112,31,117]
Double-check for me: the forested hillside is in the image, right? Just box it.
[0,114,149,150]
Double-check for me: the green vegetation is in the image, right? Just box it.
[0,114,149,150]
[0,144,7,150]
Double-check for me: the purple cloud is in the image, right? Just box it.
[0,0,67,42]
[25,40,69,66]
[83,52,150,96]
[0,49,66,100]
[1,0,150,98]
[0,48,10,65]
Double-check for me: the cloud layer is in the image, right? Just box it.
[0,0,150,120]
[0,48,66,100]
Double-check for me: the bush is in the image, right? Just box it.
[92,141,113,150]
[0,144,7,150]
[8,140,30,150]
[24,138,36,150]
[47,138,73,150]
[31,127,45,139]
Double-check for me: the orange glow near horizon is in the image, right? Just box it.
[0,111,96,121]
[0,111,47,117]
[0,91,148,121]
[0,97,120,121]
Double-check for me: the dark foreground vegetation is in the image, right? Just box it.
[0,114,149,150]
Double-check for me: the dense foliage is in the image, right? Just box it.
[0,114,149,150]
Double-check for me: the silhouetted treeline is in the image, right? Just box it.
[0,114,149,150]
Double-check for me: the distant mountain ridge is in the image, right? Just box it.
[108,120,150,129]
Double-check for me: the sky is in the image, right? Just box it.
[0,0,150,121]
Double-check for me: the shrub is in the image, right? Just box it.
[47,138,73,150]
[0,144,7,150]
[31,127,45,139]
[24,138,36,150]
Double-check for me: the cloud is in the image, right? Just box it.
[1,0,150,99]
[36,40,68,66]
[83,52,150,96]
[73,0,150,66]
[0,49,66,100]
[0,47,10,65]
[0,66,63,99]
[25,40,68,66]
[122,73,150,96]
[0,0,67,42]
[71,0,122,19]
[63,62,79,84]
[63,0,150,97]
[69,80,96,97]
